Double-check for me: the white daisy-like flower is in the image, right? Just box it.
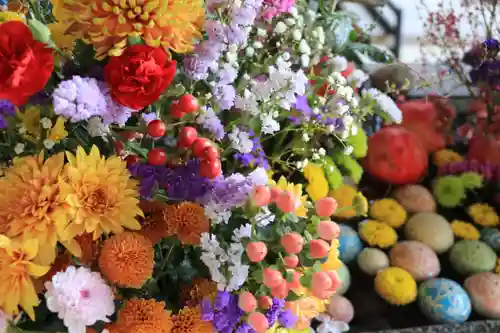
[45,266,115,333]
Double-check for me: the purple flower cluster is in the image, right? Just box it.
[128,159,212,200]
[438,159,500,182]
[52,76,132,125]
[234,133,269,169]
[469,60,500,88]
[0,99,16,129]
[183,0,263,110]
[289,95,345,129]
[201,292,298,333]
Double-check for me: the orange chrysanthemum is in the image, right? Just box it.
[115,298,173,333]
[171,306,214,333]
[163,202,209,245]
[180,278,218,307]
[138,201,170,244]
[98,232,154,288]
[75,233,102,266]
[52,0,204,59]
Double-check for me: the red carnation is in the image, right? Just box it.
[104,45,177,110]
[0,21,54,106]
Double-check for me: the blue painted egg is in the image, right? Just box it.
[418,278,472,324]
[480,228,500,252]
[339,224,363,263]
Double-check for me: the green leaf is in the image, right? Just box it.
[27,18,52,45]
[300,273,312,289]
[320,156,343,190]
[286,291,302,302]
[345,42,393,63]
[252,269,263,284]
[128,35,144,45]
[347,126,368,158]
[312,261,323,273]
[335,154,364,184]
[285,270,294,283]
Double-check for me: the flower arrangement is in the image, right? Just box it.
[358,220,398,249]
[0,0,399,332]
[369,198,407,228]
[432,172,484,208]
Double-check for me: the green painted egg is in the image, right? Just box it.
[449,240,497,276]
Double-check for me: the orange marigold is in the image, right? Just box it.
[116,298,173,333]
[171,306,214,333]
[180,278,218,307]
[98,232,154,288]
[53,0,204,59]
[163,202,209,245]
[138,200,170,244]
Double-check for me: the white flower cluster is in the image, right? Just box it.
[200,224,252,291]
[235,53,308,134]
[362,88,402,123]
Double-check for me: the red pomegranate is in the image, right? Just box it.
[364,126,428,185]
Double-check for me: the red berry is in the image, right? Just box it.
[124,154,141,166]
[203,146,220,161]
[178,126,198,148]
[147,148,167,166]
[200,159,222,179]
[178,94,199,114]
[147,119,166,137]
[192,138,212,157]
[170,102,185,119]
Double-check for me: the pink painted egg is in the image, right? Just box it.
[389,241,440,281]
[465,272,500,318]
[327,295,354,323]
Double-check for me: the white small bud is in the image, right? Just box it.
[274,22,287,34]
[14,143,25,155]
[298,40,311,54]
[311,30,318,38]
[318,148,326,156]
[226,52,237,63]
[300,54,310,67]
[302,133,310,142]
[282,52,291,61]
[312,153,320,160]
[228,44,238,53]
[18,126,26,134]
[344,145,354,155]
[245,47,255,57]
[257,28,267,37]
[43,139,55,149]
[40,117,52,129]
[253,41,263,49]
[292,29,302,41]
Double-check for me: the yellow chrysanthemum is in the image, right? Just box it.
[59,145,143,240]
[0,237,50,320]
[0,11,24,22]
[48,116,69,142]
[370,198,407,228]
[0,152,78,265]
[329,184,367,218]
[303,163,329,201]
[468,203,500,227]
[52,0,204,60]
[433,149,464,166]
[270,176,308,217]
[451,220,480,240]
[359,220,398,249]
[48,22,77,54]
[375,267,417,305]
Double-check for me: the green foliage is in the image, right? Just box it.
[319,156,343,190]
[347,126,368,158]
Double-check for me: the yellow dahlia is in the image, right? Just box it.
[0,237,50,320]
[52,0,204,60]
[59,145,143,240]
[0,152,78,265]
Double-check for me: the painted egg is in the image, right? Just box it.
[449,240,497,275]
[357,248,389,276]
[393,184,436,213]
[465,272,500,318]
[327,295,354,323]
[335,261,351,296]
[338,224,363,264]
[389,241,440,281]
[480,228,500,252]
[405,212,454,253]
[418,278,472,324]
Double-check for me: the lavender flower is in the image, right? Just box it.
[53,76,107,122]
[0,99,16,129]
[197,107,226,140]
[128,163,169,199]
[213,84,237,110]
[203,173,254,210]
[234,134,269,169]
[266,298,285,327]
[201,292,245,333]
[278,309,298,328]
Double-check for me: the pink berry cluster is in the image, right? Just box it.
[241,192,342,332]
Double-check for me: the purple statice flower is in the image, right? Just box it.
[202,173,254,210]
[289,95,313,124]
[196,107,225,140]
[213,84,236,110]
[183,56,211,80]
[202,292,245,333]
[161,159,212,201]
[0,99,16,128]
[278,309,298,328]
[469,60,500,88]
[266,298,285,327]
[128,159,211,201]
[234,134,269,169]
[53,76,108,122]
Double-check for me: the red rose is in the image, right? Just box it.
[104,45,177,110]
[0,21,54,106]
